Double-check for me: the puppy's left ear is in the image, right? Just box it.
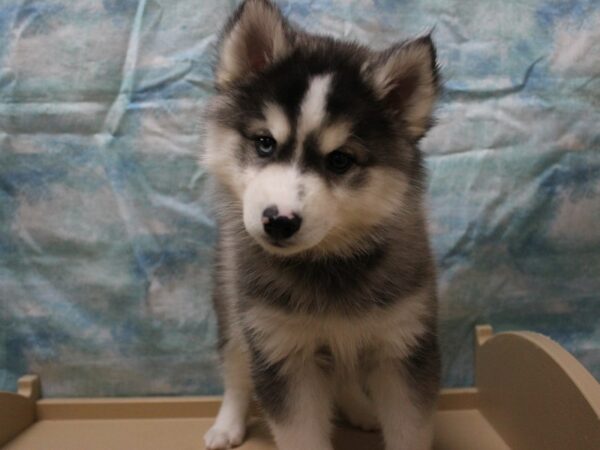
[216,0,293,88]
[367,35,440,141]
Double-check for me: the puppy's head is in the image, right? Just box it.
[204,0,439,257]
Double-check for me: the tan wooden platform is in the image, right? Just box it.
[2,326,599,450]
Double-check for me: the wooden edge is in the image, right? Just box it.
[37,396,224,420]
[0,376,37,446]
[475,324,494,348]
[479,331,600,416]
[527,332,600,412]
[17,375,41,401]
[519,332,600,414]
[475,329,600,449]
[31,388,480,421]
[436,387,479,411]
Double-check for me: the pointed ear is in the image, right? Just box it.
[216,0,293,87]
[367,35,440,141]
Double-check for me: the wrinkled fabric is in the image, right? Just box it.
[0,0,598,397]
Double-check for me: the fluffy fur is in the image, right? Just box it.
[202,1,441,449]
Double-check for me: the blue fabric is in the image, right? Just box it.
[1,0,599,396]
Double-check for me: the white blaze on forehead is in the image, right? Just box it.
[263,102,290,143]
[298,73,333,138]
[319,121,352,154]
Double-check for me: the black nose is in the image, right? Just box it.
[262,206,302,240]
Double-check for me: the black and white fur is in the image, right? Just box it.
[202,1,441,449]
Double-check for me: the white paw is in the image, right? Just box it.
[204,423,246,449]
[343,409,380,432]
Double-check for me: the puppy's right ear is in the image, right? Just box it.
[216,0,293,88]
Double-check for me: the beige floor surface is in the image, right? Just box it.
[3,410,508,450]
[4,326,599,450]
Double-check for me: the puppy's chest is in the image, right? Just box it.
[242,293,429,368]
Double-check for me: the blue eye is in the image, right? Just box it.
[326,150,354,174]
[254,136,277,157]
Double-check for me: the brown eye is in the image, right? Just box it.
[254,136,277,157]
[326,150,354,174]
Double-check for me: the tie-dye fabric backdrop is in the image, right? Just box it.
[1,0,599,397]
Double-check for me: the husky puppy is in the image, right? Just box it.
[202,1,440,449]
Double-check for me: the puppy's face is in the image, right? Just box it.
[204,0,439,257]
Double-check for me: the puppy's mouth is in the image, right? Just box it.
[254,234,311,256]
[266,239,288,248]
[261,235,295,250]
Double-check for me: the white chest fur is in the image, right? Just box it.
[242,289,430,372]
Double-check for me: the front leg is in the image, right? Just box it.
[204,340,252,450]
[251,349,334,450]
[366,333,440,450]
